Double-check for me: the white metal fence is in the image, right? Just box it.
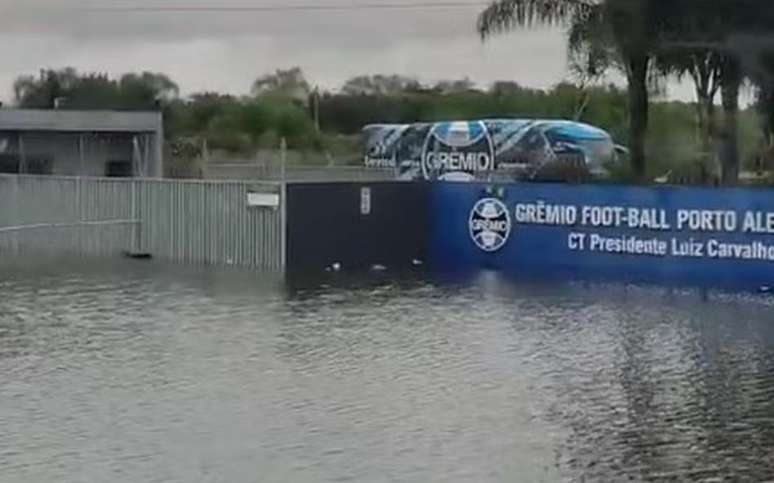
[203,163,396,182]
[0,175,284,270]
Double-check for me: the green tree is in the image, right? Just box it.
[478,0,670,180]
[119,72,179,105]
[251,67,311,103]
[173,93,239,134]
[490,81,531,97]
[14,68,79,108]
[681,0,746,184]
[657,0,774,183]
[753,52,774,155]
[655,43,722,181]
[432,78,478,94]
[341,75,423,96]
[13,68,179,111]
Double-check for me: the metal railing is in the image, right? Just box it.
[203,163,397,183]
[0,174,284,270]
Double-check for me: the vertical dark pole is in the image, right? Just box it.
[18,133,26,174]
[78,133,85,176]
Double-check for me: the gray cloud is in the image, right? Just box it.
[1,0,636,102]
[4,1,496,42]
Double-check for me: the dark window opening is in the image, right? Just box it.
[25,157,53,175]
[105,160,133,177]
[0,155,20,174]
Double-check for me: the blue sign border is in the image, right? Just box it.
[428,182,774,290]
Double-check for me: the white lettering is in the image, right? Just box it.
[568,233,586,250]
[671,238,704,257]
[586,233,667,256]
[582,206,625,227]
[676,210,736,232]
[514,203,577,226]
[471,219,508,232]
[364,156,396,168]
[625,208,671,230]
[742,211,774,234]
[425,151,492,172]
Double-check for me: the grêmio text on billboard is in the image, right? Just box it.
[509,202,774,261]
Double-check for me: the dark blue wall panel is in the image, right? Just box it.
[286,182,428,272]
[428,182,774,289]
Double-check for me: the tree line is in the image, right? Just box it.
[478,0,774,184]
[9,36,774,183]
[10,67,632,151]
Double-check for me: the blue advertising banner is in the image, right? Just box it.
[428,182,774,289]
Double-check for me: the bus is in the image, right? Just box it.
[363,119,626,182]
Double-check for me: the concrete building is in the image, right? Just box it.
[0,109,163,177]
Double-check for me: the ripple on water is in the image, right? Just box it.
[1,260,774,482]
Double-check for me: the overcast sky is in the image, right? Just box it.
[0,0,697,102]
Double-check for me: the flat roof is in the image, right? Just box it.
[0,109,163,133]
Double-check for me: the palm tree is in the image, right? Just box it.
[478,0,663,180]
[665,1,744,184]
[655,45,723,181]
[656,0,774,184]
[752,51,774,166]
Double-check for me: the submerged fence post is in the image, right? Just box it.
[78,134,86,253]
[280,137,287,183]
[18,134,26,174]
[280,137,288,272]
[280,180,287,273]
[131,178,139,255]
[12,175,19,255]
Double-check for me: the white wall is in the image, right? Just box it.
[0,110,162,134]
[0,110,164,176]
[19,132,157,176]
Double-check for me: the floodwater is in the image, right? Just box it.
[2,258,774,482]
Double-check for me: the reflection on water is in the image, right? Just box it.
[2,258,774,482]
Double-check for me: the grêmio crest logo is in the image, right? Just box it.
[469,198,512,252]
[422,121,495,181]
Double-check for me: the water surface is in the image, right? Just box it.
[2,258,774,482]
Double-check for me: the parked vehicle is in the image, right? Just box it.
[363,119,625,182]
